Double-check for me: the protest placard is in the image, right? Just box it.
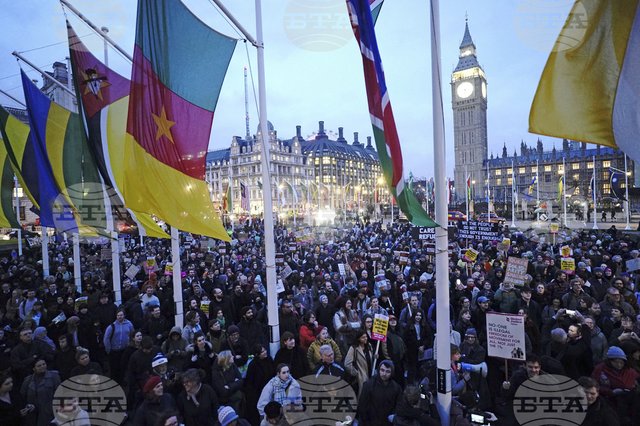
[456,221,501,241]
[338,263,346,277]
[486,312,526,360]
[200,300,210,315]
[626,258,640,272]
[101,246,112,261]
[164,263,173,276]
[503,257,529,287]
[561,257,576,274]
[276,253,284,266]
[370,247,380,260]
[561,245,572,257]
[549,223,560,234]
[464,248,479,262]
[399,251,410,265]
[281,265,293,279]
[497,238,511,253]
[276,279,285,294]
[125,265,140,280]
[371,314,389,342]
[144,257,157,273]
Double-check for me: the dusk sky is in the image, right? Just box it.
[0,0,576,178]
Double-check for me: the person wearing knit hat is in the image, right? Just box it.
[227,325,240,336]
[606,346,627,361]
[134,375,177,426]
[217,405,251,426]
[307,326,342,370]
[152,353,168,369]
[143,375,162,395]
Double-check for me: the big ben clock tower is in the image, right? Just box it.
[452,19,488,204]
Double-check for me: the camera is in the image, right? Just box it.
[469,412,488,425]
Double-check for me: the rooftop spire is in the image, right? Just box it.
[460,19,475,50]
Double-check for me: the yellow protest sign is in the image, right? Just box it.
[561,245,572,258]
[371,314,389,342]
[550,223,559,234]
[561,257,576,274]
[464,248,479,262]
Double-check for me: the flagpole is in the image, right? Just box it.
[592,155,597,230]
[72,233,81,293]
[171,226,183,328]
[431,0,451,421]
[486,160,490,217]
[13,176,22,256]
[625,154,631,230]
[41,228,49,276]
[536,160,540,222]
[254,0,279,357]
[562,157,567,227]
[465,166,469,221]
[511,160,516,227]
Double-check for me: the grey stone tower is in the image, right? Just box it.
[452,19,488,203]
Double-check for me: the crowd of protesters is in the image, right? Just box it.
[0,218,638,425]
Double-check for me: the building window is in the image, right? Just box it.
[602,160,611,168]
[322,157,331,165]
[587,162,594,169]
[572,163,580,170]
[518,167,526,174]
[495,169,501,176]
[496,178,502,185]
[507,178,512,185]
[544,165,552,172]
[558,165,564,174]
[531,166,537,174]
[507,168,512,175]
[573,174,579,181]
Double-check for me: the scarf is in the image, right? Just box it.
[270,375,292,405]
[186,383,202,407]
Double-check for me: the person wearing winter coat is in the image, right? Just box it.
[161,326,188,372]
[357,360,402,426]
[176,368,219,426]
[578,376,620,426]
[20,359,60,426]
[257,363,302,418]
[585,316,609,365]
[591,346,639,424]
[244,344,275,425]
[307,326,342,370]
[274,332,310,379]
[298,311,318,352]
[185,332,216,385]
[211,351,244,414]
[133,376,177,426]
[344,329,374,396]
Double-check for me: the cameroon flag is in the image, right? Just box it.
[124,0,236,241]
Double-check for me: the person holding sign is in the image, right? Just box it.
[344,329,374,396]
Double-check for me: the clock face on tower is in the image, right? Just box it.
[481,81,487,98]
[456,81,474,99]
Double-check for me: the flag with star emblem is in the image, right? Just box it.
[125,0,236,241]
[67,23,167,239]
[346,0,436,227]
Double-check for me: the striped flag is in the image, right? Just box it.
[67,23,167,238]
[529,0,640,164]
[346,0,436,227]
[558,175,564,202]
[466,175,471,201]
[528,176,537,195]
[240,181,250,211]
[223,181,232,212]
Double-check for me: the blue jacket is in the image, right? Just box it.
[103,319,134,352]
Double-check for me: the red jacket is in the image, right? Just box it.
[592,361,640,397]
[299,324,317,352]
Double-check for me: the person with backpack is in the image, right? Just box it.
[102,308,134,384]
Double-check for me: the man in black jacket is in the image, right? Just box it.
[578,376,620,426]
[357,360,402,425]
